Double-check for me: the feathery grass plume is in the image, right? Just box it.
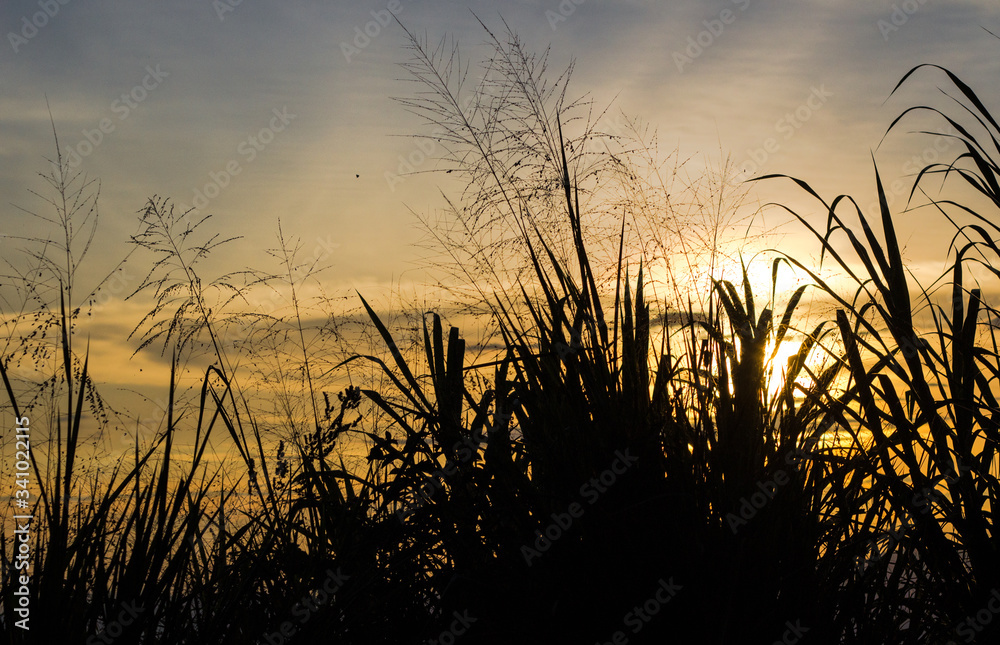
[394,17,761,346]
[0,132,244,644]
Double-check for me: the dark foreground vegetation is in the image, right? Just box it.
[2,25,1000,645]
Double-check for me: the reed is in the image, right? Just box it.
[4,30,1000,645]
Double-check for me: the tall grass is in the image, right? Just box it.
[753,63,1000,642]
[0,132,237,643]
[4,27,1000,645]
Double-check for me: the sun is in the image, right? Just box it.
[763,335,816,401]
[710,255,811,304]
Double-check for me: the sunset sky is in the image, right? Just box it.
[4,4,999,637]
[3,0,1000,404]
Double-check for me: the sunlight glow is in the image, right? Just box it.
[764,336,811,402]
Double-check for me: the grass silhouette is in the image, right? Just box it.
[2,24,1000,645]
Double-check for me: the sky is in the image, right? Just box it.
[3,0,1000,443]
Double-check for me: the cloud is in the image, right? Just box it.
[3,0,1000,411]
